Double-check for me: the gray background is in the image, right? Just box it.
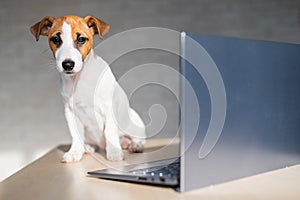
[0,0,299,181]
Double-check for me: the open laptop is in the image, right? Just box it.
[88,33,300,192]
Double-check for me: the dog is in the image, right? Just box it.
[30,15,146,162]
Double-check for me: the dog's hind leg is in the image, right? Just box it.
[120,109,146,153]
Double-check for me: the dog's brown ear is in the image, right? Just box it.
[30,16,55,41]
[84,16,110,39]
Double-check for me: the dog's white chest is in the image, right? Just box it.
[60,52,111,136]
[75,99,103,130]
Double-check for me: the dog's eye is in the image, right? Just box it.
[77,36,88,45]
[50,34,62,47]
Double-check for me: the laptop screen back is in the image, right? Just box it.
[180,33,300,191]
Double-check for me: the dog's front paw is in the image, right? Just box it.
[106,147,124,161]
[62,151,84,163]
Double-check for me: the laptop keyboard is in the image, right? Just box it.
[130,162,180,177]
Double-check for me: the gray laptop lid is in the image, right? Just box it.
[180,33,300,191]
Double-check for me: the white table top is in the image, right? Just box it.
[1,139,300,200]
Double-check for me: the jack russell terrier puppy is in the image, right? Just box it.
[30,15,146,162]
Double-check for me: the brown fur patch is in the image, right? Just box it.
[31,15,109,61]
[47,16,94,60]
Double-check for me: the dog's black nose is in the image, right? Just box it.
[62,60,75,71]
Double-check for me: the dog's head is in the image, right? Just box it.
[30,15,110,75]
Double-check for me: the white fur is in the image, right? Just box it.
[57,24,146,162]
[55,22,83,73]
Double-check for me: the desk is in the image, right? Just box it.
[1,139,300,200]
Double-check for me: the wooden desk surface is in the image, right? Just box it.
[1,139,300,200]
